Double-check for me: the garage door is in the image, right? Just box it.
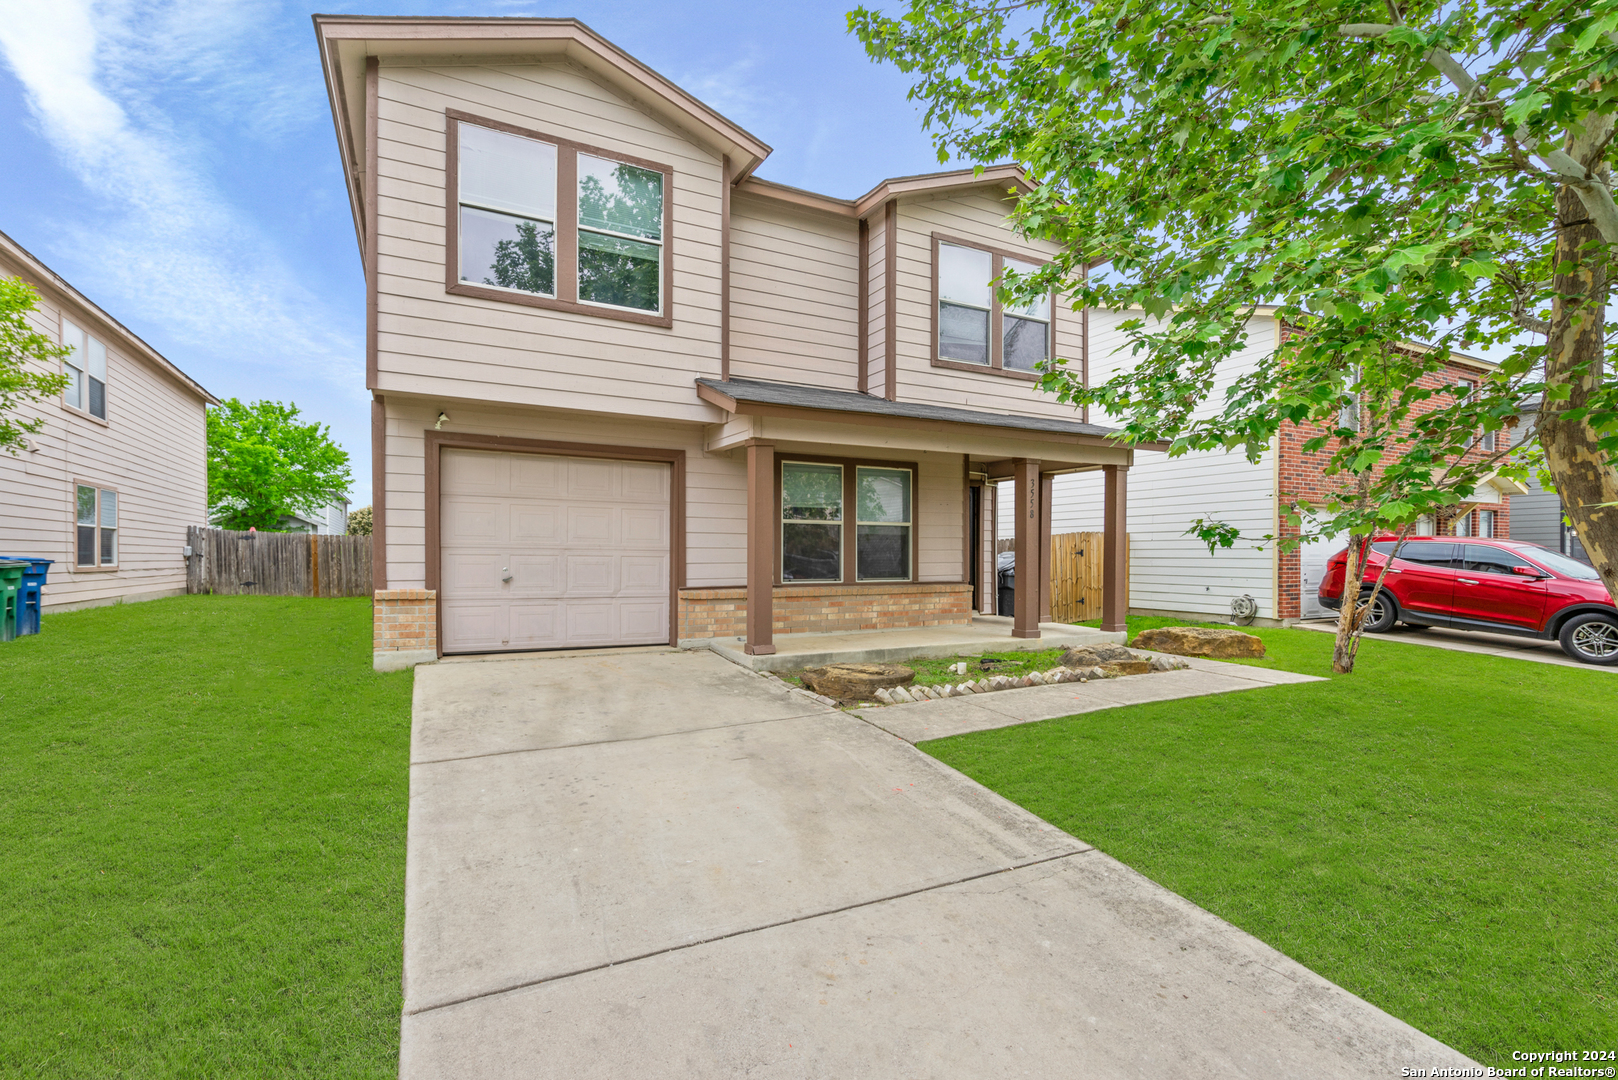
[439,449,671,653]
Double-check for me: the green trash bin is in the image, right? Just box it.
[0,561,24,643]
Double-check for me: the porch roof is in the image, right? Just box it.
[695,377,1151,450]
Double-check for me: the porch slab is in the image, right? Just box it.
[700,615,1126,673]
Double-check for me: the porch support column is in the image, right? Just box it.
[1039,473,1054,623]
[745,440,776,655]
[1102,463,1128,634]
[1012,458,1042,639]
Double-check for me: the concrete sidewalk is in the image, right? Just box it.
[400,648,1477,1078]
[855,656,1323,743]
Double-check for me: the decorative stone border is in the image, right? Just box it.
[871,656,1188,706]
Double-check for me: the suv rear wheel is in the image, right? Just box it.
[1559,612,1618,666]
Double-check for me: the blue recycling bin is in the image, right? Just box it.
[0,557,52,635]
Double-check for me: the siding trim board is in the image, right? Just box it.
[372,394,388,590]
[365,56,380,388]
[422,429,686,653]
[441,108,677,329]
[883,200,897,401]
[857,216,869,394]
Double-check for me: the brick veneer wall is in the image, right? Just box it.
[373,589,437,667]
[1276,350,1513,619]
[678,583,973,640]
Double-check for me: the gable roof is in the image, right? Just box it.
[0,228,217,405]
[734,164,1034,220]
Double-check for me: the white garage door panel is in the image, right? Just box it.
[440,449,671,653]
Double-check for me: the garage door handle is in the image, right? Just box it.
[502,567,513,583]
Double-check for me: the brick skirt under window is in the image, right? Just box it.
[678,582,972,641]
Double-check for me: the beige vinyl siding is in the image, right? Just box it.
[727,195,860,389]
[0,253,207,611]
[892,192,1084,418]
[372,60,725,422]
[1048,307,1280,619]
[866,214,887,390]
[380,395,745,590]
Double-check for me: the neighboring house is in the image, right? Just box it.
[278,496,350,535]
[1506,403,1591,563]
[313,16,1141,671]
[0,229,217,611]
[1045,312,1526,623]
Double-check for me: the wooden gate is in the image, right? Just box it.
[1048,531,1129,623]
[185,526,372,597]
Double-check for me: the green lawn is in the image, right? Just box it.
[922,617,1617,1064]
[0,595,413,1078]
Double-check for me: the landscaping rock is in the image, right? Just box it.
[1060,644,1137,668]
[1149,655,1190,672]
[1130,625,1265,659]
[799,662,915,703]
[1101,660,1153,676]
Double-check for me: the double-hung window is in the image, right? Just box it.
[61,320,108,419]
[449,113,670,321]
[780,461,914,583]
[934,237,1053,377]
[75,484,117,567]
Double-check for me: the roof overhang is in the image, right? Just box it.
[696,377,1163,452]
[312,15,774,257]
[0,228,217,405]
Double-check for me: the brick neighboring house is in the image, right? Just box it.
[1049,312,1526,624]
[313,16,1141,671]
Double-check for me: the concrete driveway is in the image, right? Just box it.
[400,648,1477,1078]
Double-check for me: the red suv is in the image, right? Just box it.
[1319,537,1618,665]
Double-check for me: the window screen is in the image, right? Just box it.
[577,154,663,312]
[458,122,558,296]
[1000,257,1049,372]
[854,467,912,581]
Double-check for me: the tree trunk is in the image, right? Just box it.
[1541,121,1618,601]
[1332,536,1362,674]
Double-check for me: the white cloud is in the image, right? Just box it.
[0,0,361,398]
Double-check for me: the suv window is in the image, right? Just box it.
[1461,544,1535,575]
[1372,540,1458,567]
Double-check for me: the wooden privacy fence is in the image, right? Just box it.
[997,531,1130,622]
[185,526,372,598]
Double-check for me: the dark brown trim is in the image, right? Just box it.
[961,454,972,586]
[929,231,1054,382]
[734,176,857,218]
[364,57,379,389]
[720,154,733,379]
[1080,261,1090,425]
[857,216,870,394]
[371,394,387,591]
[1039,472,1053,622]
[883,201,897,401]
[1102,464,1128,633]
[442,108,675,329]
[423,431,687,655]
[774,452,922,587]
[745,440,776,654]
[1012,458,1041,638]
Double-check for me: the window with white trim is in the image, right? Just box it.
[1478,509,1496,538]
[75,484,117,567]
[61,320,107,419]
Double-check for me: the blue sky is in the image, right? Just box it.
[0,1,952,505]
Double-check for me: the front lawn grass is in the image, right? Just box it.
[923,617,1617,1064]
[0,595,412,1078]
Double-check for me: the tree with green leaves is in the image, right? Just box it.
[206,398,352,532]
[0,276,70,455]
[852,0,1618,671]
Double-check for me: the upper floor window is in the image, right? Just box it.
[61,319,107,419]
[448,112,672,325]
[933,236,1052,379]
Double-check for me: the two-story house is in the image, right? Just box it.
[0,229,216,612]
[313,16,1139,672]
